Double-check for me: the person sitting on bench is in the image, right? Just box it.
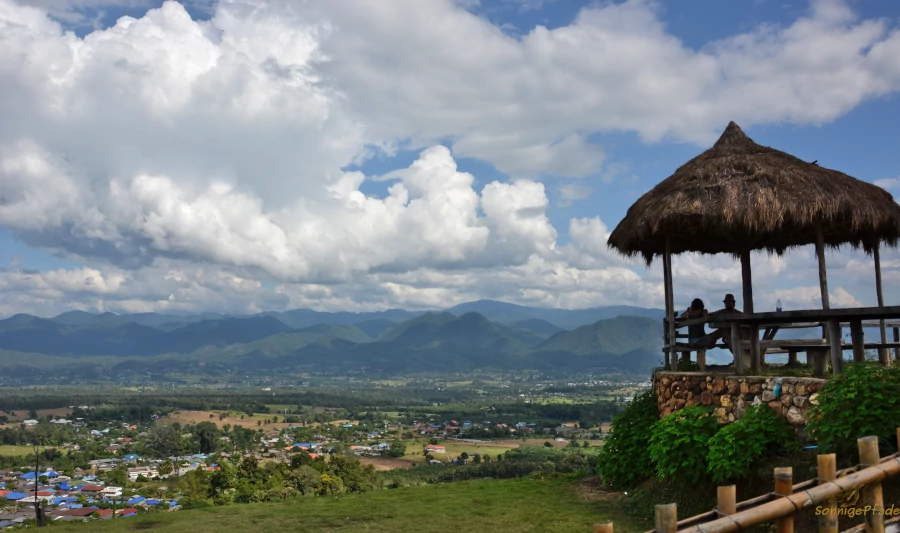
[706,293,744,352]
[678,298,708,345]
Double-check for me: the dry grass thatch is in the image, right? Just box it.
[607,121,900,264]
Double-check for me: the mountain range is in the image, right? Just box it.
[0,300,666,379]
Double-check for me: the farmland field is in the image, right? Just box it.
[50,477,638,533]
[166,410,294,431]
[0,445,54,456]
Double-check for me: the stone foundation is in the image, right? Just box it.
[652,370,828,427]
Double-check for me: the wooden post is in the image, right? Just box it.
[810,348,828,377]
[717,485,736,516]
[731,323,743,375]
[816,227,830,309]
[817,454,838,533]
[593,522,614,533]
[894,327,900,362]
[740,251,761,372]
[788,350,798,366]
[827,319,843,375]
[698,349,706,371]
[858,436,884,533]
[663,318,670,369]
[774,467,794,533]
[655,503,677,533]
[874,245,889,365]
[750,326,761,373]
[741,250,754,314]
[664,239,677,371]
[850,320,865,363]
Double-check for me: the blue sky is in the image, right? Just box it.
[1,0,900,316]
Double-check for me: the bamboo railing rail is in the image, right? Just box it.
[593,428,900,533]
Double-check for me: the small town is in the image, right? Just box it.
[0,404,605,528]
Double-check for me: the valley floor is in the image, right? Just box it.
[50,477,638,533]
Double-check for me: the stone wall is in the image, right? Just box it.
[652,371,828,427]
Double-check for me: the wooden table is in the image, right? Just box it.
[670,306,900,374]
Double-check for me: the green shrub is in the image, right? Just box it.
[677,358,701,372]
[648,405,718,485]
[707,404,795,483]
[596,389,659,489]
[807,363,900,455]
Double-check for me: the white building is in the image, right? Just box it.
[127,466,158,481]
[99,486,123,500]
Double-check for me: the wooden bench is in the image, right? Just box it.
[787,342,900,377]
[664,339,900,375]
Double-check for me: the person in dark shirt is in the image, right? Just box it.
[705,293,744,351]
[678,298,708,345]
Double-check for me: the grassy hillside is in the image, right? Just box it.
[50,477,637,533]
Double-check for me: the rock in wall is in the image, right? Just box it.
[652,371,826,427]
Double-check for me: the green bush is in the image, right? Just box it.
[596,389,659,489]
[707,404,795,483]
[677,358,701,372]
[807,363,900,455]
[648,405,718,485]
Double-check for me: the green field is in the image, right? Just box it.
[0,445,53,456]
[50,477,637,533]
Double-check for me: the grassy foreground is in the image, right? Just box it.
[51,477,636,533]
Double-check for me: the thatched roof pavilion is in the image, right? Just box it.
[607,121,900,369]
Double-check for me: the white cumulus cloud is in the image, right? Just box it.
[1,0,899,315]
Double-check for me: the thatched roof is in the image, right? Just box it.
[607,121,900,263]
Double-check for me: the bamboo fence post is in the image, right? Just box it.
[817,454,838,533]
[594,522,614,533]
[858,436,884,533]
[717,485,736,516]
[774,467,794,533]
[655,504,677,533]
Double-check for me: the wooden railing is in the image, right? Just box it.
[662,306,900,375]
[593,429,900,533]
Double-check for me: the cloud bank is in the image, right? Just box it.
[1,0,899,316]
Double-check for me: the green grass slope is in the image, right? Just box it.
[50,478,635,533]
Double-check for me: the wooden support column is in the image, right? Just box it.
[810,348,828,377]
[740,251,761,371]
[850,320,865,363]
[664,239,677,371]
[894,327,900,362]
[750,327,761,373]
[827,319,843,375]
[817,454,838,533]
[740,250,754,314]
[874,245,890,365]
[774,467,794,533]
[731,323,743,374]
[816,228,830,309]
[858,436,884,533]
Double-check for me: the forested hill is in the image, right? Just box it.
[0,301,665,380]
